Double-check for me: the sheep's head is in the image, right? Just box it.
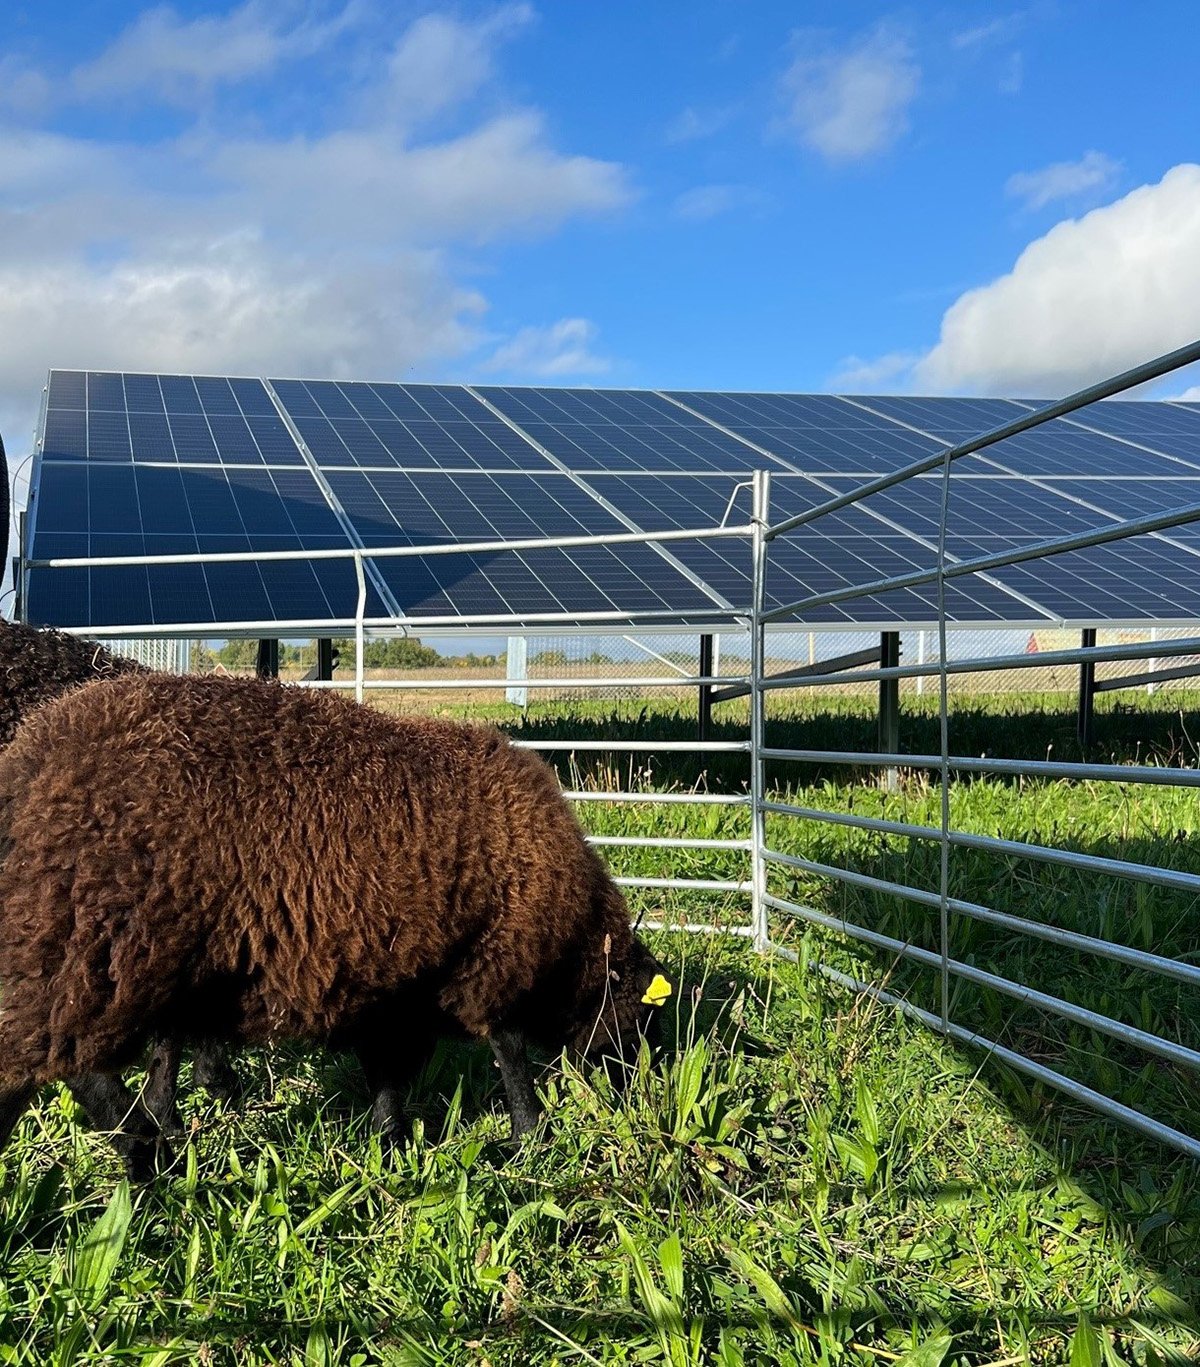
[571,937,672,1075]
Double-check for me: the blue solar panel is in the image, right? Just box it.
[270,379,554,471]
[1052,402,1200,470]
[584,473,1042,625]
[41,370,307,467]
[844,395,1030,438]
[1033,479,1200,550]
[818,474,1108,553]
[322,469,718,621]
[477,386,774,473]
[980,425,1191,478]
[28,371,1200,632]
[477,386,711,427]
[841,393,1198,480]
[661,391,949,474]
[25,453,385,630]
[994,541,1200,621]
[814,471,1200,621]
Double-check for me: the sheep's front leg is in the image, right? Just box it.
[192,1041,240,1102]
[489,1027,541,1140]
[355,1028,438,1151]
[68,1072,170,1183]
[0,1083,35,1153]
[141,1037,183,1135]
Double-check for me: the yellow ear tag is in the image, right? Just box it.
[642,974,673,1007]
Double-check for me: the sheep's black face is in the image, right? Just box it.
[572,939,672,1080]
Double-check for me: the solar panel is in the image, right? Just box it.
[837,394,1200,483]
[476,386,775,473]
[1050,403,1200,470]
[25,456,385,630]
[322,469,720,622]
[843,395,1031,438]
[584,473,1044,625]
[41,370,306,467]
[662,391,950,475]
[270,379,554,471]
[26,370,1200,634]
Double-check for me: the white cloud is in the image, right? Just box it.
[382,5,533,127]
[72,0,361,104]
[0,241,485,398]
[0,5,632,474]
[483,318,610,378]
[1005,150,1122,211]
[0,56,52,116]
[951,13,1025,50]
[779,26,919,162]
[915,164,1200,394]
[664,105,733,144]
[830,351,921,391]
[672,183,764,221]
[1173,387,1200,402]
[212,111,629,248]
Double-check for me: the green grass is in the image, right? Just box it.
[1,691,1199,1363]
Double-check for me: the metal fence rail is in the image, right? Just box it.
[753,338,1200,1163]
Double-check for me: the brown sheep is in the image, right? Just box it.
[0,674,670,1179]
[0,618,142,745]
[0,619,236,1130]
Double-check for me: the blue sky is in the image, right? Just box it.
[2,0,1199,468]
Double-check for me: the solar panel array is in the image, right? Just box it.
[23,370,1200,632]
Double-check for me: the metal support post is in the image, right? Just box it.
[879,631,901,789]
[749,471,771,953]
[14,509,25,622]
[317,638,334,680]
[698,634,714,741]
[255,639,279,679]
[506,635,529,707]
[353,553,366,704]
[1078,627,1097,748]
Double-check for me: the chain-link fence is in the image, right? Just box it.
[157,625,1200,703]
[99,637,192,673]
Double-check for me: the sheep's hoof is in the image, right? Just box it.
[194,1058,241,1103]
[123,1137,175,1184]
[507,1111,544,1149]
[155,1110,186,1140]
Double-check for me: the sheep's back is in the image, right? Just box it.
[0,620,142,748]
[0,675,604,1043]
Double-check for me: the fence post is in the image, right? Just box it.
[255,639,279,678]
[879,631,901,790]
[1148,627,1158,696]
[506,635,529,707]
[750,470,771,953]
[317,638,334,681]
[698,634,714,741]
[1078,627,1097,748]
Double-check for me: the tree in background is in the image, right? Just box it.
[331,637,442,669]
[215,639,259,671]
